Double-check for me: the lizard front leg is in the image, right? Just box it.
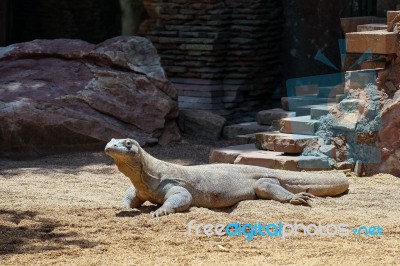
[121,185,145,208]
[254,178,315,205]
[151,186,192,218]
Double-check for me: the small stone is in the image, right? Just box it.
[354,160,364,177]
[319,144,336,158]
[335,161,354,170]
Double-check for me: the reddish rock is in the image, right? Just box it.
[0,36,179,157]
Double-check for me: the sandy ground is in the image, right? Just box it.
[0,136,399,266]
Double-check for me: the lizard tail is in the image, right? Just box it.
[278,170,349,197]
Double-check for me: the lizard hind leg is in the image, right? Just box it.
[254,178,315,206]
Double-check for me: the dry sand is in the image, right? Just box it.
[0,136,399,265]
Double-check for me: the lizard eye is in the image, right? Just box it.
[125,140,132,148]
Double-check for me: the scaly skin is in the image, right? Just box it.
[105,138,349,218]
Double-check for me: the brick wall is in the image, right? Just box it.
[139,0,284,122]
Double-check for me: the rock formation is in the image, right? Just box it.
[0,36,180,157]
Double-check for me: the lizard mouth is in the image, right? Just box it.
[104,145,138,158]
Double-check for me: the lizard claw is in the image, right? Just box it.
[290,192,315,206]
[150,207,175,218]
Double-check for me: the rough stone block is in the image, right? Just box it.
[280,116,319,135]
[255,132,319,154]
[310,105,331,119]
[346,30,397,54]
[256,108,296,125]
[319,144,337,158]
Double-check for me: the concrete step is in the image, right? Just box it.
[256,108,296,125]
[310,105,331,119]
[280,116,319,135]
[223,122,272,139]
[357,23,387,32]
[281,96,333,111]
[346,30,397,54]
[255,132,319,154]
[317,86,344,98]
[209,144,331,171]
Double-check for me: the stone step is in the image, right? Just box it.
[233,133,256,145]
[223,122,272,139]
[339,99,363,112]
[336,94,347,103]
[209,144,331,171]
[360,60,386,70]
[332,122,356,132]
[357,23,387,32]
[295,104,333,117]
[209,144,256,164]
[346,30,397,54]
[280,116,319,135]
[340,16,386,34]
[255,132,319,154]
[256,108,296,125]
[387,11,400,31]
[344,69,380,93]
[235,151,331,171]
[281,96,332,111]
[310,105,331,119]
[317,86,344,98]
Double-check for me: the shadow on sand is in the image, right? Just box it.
[0,209,97,255]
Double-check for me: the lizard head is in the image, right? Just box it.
[105,138,141,162]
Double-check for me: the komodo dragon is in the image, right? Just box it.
[105,138,349,218]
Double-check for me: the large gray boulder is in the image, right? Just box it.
[0,36,180,157]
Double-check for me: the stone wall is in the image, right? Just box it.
[139,0,284,122]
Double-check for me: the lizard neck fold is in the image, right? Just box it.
[115,147,165,190]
